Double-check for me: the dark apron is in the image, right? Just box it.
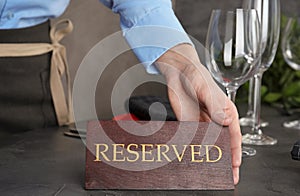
[0,21,57,132]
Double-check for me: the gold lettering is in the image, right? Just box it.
[93,143,222,163]
[156,144,171,162]
[172,145,187,162]
[112,144,126,162]
[94,144,110,162]
[141,144,154,162]
[190,145,203,162]
[205,145,222,163]
[126,144,139,162]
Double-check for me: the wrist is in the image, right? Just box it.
[155,44,199,75]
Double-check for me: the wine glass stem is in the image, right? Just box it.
[247,78,255,116]
[226,87,238,103]
[252,70,264,134]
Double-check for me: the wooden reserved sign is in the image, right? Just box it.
[85,120,233,190]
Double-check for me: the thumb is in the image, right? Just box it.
[199,83,234,126]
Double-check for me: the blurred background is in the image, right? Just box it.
[54,0,300,120]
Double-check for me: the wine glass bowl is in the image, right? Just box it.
[281,17,300,130]
[206,9,261,94]
[243,0,281,71]
[282,17,300,71]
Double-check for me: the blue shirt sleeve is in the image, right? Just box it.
[99,0,193,74]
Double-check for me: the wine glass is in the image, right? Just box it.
[242,0,280,146]
[281,17,300,130]
[206,9,262,157]
[239,0,280,128]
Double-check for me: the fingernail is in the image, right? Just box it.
[234,168,240,185]
[224,117,233,124]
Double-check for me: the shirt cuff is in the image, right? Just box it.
[114,0,193,74]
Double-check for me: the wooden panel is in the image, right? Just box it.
[85,120,234,190]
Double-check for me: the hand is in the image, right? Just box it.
[155,44,242,185]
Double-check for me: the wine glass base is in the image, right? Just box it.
[242,133,277,146]
[242,146,256,158]
[283,120,300,130]
[239,116,269,127]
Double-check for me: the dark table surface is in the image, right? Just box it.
[0,105,299,196]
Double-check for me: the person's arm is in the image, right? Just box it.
[99,0,192,73]
[99,0,242,184]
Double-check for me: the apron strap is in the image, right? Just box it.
[0,19,74,126]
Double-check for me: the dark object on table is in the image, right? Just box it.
[291,140,300,161]
[68,121,87,133]
[64,121,87,139]
[129,96,177,121]
[63,129,86,139]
